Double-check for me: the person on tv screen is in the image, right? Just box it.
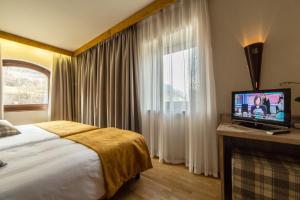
[251,95,267,117]
[261,94,271,114]
[276,96,284,120]
[276,96,284,113]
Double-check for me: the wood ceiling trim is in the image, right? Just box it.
[73,0,176,56]
[0,0,176,57]
[0,31,73,56]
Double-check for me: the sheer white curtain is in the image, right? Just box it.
[0,44,4,120]
[138,0,218,177]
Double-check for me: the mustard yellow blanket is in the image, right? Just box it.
[35,120,97,137]
[35,121,152,198]
[66,128,153,198]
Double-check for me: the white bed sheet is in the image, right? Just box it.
[0,124,59,151]
[0,139,105,200]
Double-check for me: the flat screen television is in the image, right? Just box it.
[232,88,291,128]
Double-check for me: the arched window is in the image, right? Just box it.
[2,59,50,111]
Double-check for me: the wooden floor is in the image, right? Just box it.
[112,159,221,200]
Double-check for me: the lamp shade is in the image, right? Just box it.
[244,42,264,90]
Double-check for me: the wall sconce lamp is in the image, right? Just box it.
[244,42,264,90]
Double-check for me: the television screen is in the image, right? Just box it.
[232,89,291,127]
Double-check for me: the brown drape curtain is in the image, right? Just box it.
[51,54,74,121]
[64,26,141,132]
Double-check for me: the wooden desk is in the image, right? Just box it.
[217,122,300,200]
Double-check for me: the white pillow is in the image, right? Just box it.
[0,120,20,138]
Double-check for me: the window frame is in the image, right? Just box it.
[2,59,50,112]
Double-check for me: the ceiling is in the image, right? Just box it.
[0,0,154,51]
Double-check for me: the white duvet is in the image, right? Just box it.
[0,139,105,200]
[0,125,59,151]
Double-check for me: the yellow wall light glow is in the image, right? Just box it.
[0,38,53,69]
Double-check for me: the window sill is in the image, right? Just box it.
[4,104,48,112]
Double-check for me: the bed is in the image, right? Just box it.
[0,139,105,200]
[0,124,59,151]
[0,120,152,200]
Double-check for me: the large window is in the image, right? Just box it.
[162,47,196,113]
[2,60,50,111]
[163,49,191,103]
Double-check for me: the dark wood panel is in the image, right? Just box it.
[4,104,48,112]
[3,59,50,77]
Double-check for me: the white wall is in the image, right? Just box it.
[209,0,300,116]
[0,39,53,125]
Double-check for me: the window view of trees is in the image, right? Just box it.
[3,67,48,105]
[163,49,194,113]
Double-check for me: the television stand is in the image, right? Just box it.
[235,121,281,131]
[217,122,300,200]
